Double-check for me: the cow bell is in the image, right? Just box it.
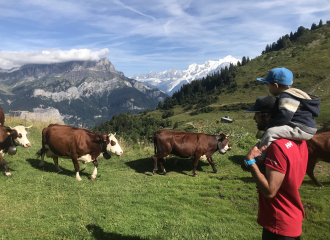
[103,152,111,160]
[8,146,17,155]
[219,149,227,155]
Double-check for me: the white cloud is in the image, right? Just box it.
[0,48,110,69]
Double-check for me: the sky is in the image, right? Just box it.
[1,0,330,77]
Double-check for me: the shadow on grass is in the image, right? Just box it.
[86,224,142,240]
[303,179,330,187]
[26,158,91,179]
[228,154,245,166]
[125,156,212,177]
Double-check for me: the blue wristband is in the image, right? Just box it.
[244,159,256,167]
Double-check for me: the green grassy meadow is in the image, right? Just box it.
[0,117,330,240]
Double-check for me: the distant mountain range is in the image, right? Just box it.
[132,55,240,95]
[0,58,168,127]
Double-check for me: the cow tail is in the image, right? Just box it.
[154,136,158,154]
[36,148,46,158]
[36,127,47,158]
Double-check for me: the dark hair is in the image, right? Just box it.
[270,83,291,90]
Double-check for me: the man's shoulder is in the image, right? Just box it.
[272,138,307,150]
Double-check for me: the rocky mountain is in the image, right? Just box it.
[132,55,240,95]
[0,58,168,127]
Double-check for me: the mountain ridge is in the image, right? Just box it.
[133,55,240,95]
[0,58,168,126]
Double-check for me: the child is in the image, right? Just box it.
[253,67,320,162]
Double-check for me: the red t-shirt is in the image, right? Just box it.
[257,139,308,237]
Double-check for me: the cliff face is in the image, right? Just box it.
[0,58,168,126]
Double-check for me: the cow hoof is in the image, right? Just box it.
[214,171,219,174]
[91,176,96,181]
[5,172,12,178]
[193,174,198,177]
[163,172,168,176]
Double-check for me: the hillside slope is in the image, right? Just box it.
[94,22,330,139]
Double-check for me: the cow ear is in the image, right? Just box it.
[9,130,19,138]
[102,134,108,141]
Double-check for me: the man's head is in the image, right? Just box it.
[257,67,293,96]
[244,96,277,130]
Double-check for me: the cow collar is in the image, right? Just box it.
[215,136,223,153]
[100,140,111,160]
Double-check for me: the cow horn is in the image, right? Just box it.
[25,125,33,129]
[114,132,116,136]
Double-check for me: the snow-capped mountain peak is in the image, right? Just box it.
[132,55,240,95]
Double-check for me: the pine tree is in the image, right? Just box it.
[242,56,247,66]
[311,23,317,30]
[319,19,323,28]
[157,101,163,110]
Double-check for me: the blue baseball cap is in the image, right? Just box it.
[257,67,293,85]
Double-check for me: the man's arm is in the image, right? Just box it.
[246,144,285,199]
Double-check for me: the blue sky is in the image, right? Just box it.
[1,0,330,77]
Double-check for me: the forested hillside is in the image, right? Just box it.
[92,20,330,141]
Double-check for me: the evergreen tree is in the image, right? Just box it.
[319,19,323,28]
[157,101,163,110]
[311,23,317,30]
[242,56,247,66]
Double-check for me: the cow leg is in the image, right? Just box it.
[53,157,62,173]
[39,153,45,167]
[207,157,218,174]
[192,155,202,177]
[0,156,11,177]
[91,160,98,181]
[306,156,323,187]
[152,153,168,175]
[158,159,167,175]
[72,157,82,181]
[152,155,158,174]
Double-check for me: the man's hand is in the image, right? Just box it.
[246,143,268,161]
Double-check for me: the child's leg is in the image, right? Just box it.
[257,125,313,162]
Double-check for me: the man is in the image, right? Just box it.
[243,96,308,240]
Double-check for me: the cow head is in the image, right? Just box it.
[3,128,22,155]
[217,133,232,155]
[10,125,32,147]
[105,133,123,156]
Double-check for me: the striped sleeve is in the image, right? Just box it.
[279,97,300,113]
[267,94,298,128]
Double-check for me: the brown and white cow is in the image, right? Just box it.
[152,130,231,176]
[36,124,123,181]
[0,126,22,177]
[306,132,330,186]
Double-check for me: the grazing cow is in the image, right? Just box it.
[0,126,22,177]
[306,132,330,186]
[152,130,231,176]
[36,124,123,181]
[0,107,4,126]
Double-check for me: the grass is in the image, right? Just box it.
[0,117,330,240]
